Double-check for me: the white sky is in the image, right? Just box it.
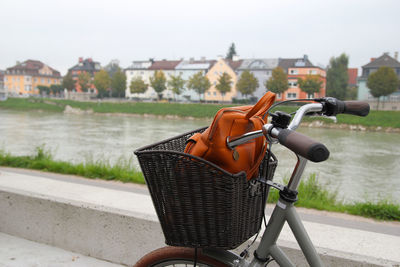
[1,0,399,75]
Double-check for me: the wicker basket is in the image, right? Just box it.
[134,127,277,249]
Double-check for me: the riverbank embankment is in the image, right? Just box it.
[0,148,399,221]
[1,97,399,132]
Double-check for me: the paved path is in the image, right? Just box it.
[0,167,399,266]
[0,232,125,267]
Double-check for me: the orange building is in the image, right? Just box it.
[4,60,61,96]
[277,56,326,101]
[68,57,101,92]
[205,57,242,102]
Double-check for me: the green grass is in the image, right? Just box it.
[2,97,399,128]
[1,148,399,221]
[267,174,400,221]
[0,146,144,184]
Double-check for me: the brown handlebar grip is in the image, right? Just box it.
[278,129,330,162]
[343,101,370,117]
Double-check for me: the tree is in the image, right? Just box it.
[216,72,232,101]
[37,85,50,96]
[78,72,91,92]
[326,53,349,99]
[111,68,127,98]
[150,70,167,100]
[50,84,63,96]
[237,70,259,99]
[62,72,75,91]
[167,74,185,101]
[226,43,237,60]
[187,71,211,101]
[130,77,148,94]
[265,67,288,96]
[94,70,111,98]
[367,66,399,110]
[297,75,323,98]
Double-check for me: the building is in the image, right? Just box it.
[174,58,216,101]
[4,60,61,96]
[125,59,181,100]
[357,53,400,101]
[125,60,153,99]
[148,60,182,100]
[277,55,326,101]
[236,58,279,100]
[348,68,358,88]
[0,70,6,100]
[68,57,101,93]
[205,57,242,102]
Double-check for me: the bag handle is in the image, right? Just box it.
[245,92,276,119]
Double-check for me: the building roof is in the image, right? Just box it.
[238,58,279,70]
[225,59,243,70]
[278,56,315,70]
[69,58,101,73]
[148,60,182,70]
[126,61,153,70]
[348,68,358,86]
[362,53,400,69]
[175,59,216,70]
[5,60,61,77]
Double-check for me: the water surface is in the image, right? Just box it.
[0,110,399,203]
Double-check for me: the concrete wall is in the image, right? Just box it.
[0,190,164,266]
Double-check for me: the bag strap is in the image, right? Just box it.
[245,92,276,119]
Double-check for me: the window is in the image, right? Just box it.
[290,69,298,75]
[34,78,37,82]
[309,70,317,75]
[213,92,216,96]
[288,81,298,88]
[41,78,44,83]
[287,93,297,99]
[207,92,211,95]
[213,81,216,85]
[307,93,314,99]
[277,93,282,99]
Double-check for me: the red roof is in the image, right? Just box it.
[148,60,182,70]
[225,59,243,70]
[348,68,358,86]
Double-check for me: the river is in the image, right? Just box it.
[0,109,399,203]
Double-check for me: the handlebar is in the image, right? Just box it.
[318,97,370,117]
[277,128,330,162]
[227,98,370,162]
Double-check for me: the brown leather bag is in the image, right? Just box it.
[184,92,276,180]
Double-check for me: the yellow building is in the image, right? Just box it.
[4,60,61,96]
[205,58,242,102]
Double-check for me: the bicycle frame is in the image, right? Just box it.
[202,157,323,267]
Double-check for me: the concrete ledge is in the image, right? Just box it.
[0,189,164,266]
[0,168,399,266]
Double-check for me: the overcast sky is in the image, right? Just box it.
[1,0,399,75]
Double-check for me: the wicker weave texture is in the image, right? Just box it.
[135,128,277,249]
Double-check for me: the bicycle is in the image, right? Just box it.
[134,97,370,267]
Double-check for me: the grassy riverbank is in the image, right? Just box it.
[0,148,399,221]
[1,97,399,128]
[0,147,144,184]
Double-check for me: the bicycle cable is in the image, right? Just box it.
[193,247,198,267]
[262,98,319,120]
